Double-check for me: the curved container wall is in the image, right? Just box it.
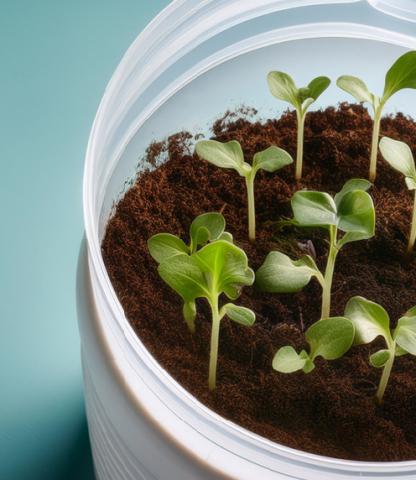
[80,1,416,478]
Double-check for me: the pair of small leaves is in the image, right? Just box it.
[337,50,416,108]
[267,72,331,114]
[272,317,354,374]
[291,178,375,248]
[195,139,293,179]
[344,296,416,368]
[157,240,255,330]
[379,137,416,191]
[148,212,231,264]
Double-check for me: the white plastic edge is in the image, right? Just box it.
[368,0,416,22]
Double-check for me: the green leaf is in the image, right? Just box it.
[298,87,310,104]
[252,146,293,174]
[272,346,310,373]
[148,233,189,263]
[337,190,375,238]
[405,306,416,317]
[396,345,408,357]
[394,315,416,355]
[370,349,391,368]
[194,240,255,300]
[334,178,372,206]
[158,255,208,302]
[221,303,256,326]
[189,212,225,251]
[267,71,300,108]
[195,139,246,174]
[218,231,233,243]
[344,296,391,346]
[307,76,331,101]
[291,191,338,227]
[183,301,196,333]
[336,75,375,104]
[379,137,416,190]
[383,50,416,102]
[256,251,322,293]
[306,317,355,361]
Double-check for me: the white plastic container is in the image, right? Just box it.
[80,1,416,478]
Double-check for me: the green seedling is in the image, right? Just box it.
[379,136,416,254]
[195,139,292,242]
[345,296,416,403]
[148,212,233,332]
[273,317,354,374]
[267,71,330,180]
[256,179,375,319]
[337,50,416,182]
[149,228,255,390]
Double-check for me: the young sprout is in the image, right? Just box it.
[267,72,330,180]
[273,317,354,374]
[195,140,293,242]
[345,296,416,403]
[379,136,416,255]
[337,50,416,182]
[148,212,232,332]
[149,225,255,390]
[256,179,375,319]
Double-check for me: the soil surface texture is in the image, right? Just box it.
[102,104,416,461]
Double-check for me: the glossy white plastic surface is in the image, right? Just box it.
[80,1,416,478]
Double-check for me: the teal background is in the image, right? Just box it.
[0,1,169,478]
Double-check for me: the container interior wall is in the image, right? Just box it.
[99,37,412,240]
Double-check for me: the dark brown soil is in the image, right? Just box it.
[102,103,416,461]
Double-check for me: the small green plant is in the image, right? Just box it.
[256,179,375,319]
[344,296,416,403]
[148,219,255,390]
[195,139,292,242]
[273,317,354,373]
[379,136,416,254]
[148,212,233,332]
[337,50,416,182]
[267,72,330,180]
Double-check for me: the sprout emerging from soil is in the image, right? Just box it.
[379,136,416,255]
[256,179,375,319]
[149,218,255,390]
[273,317,354,373]
[195,139,293,242]
[345,296,416,403]
[267,72,330,180]
[148,212,233,332]
[337,50,416,182]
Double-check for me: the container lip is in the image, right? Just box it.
[83,0,416,473]
[368,0,416,23]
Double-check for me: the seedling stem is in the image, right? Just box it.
[369,103,383,182]
[208,294,221,390]
[321,225,339,319]
[409,191,416,254]
[296,109,306,180]
[245,174,256,242]
[376,340,395,404]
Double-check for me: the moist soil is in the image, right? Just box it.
[102,103,416,461]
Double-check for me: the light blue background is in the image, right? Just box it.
[0,1,169,478]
